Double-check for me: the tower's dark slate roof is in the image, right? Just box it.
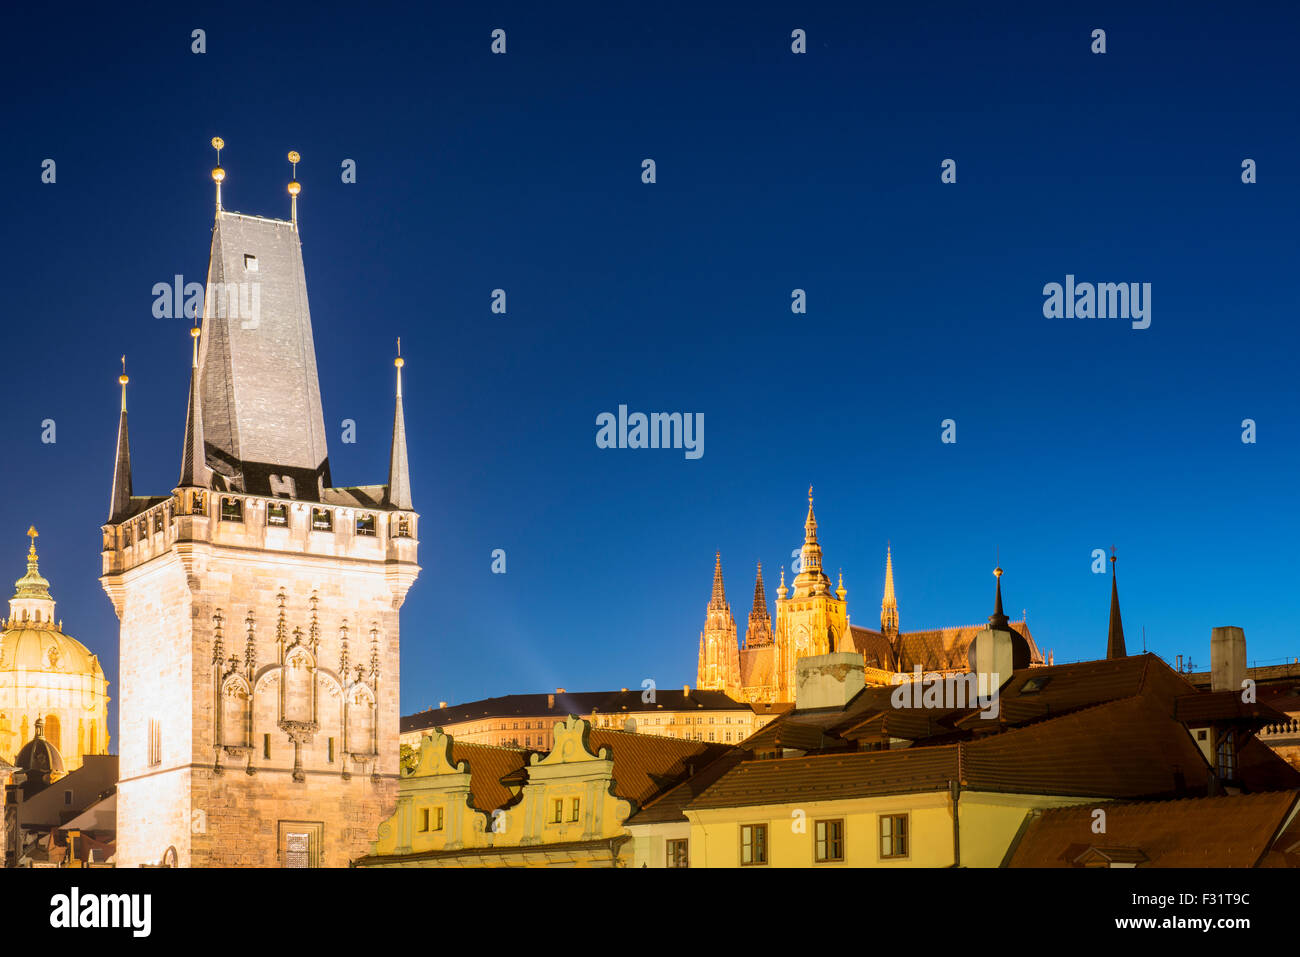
[199,211,331,499]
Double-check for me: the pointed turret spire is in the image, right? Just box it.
[793,485,830,594]
[709,551,727,608]
[881,544,899,634]
[386,340,413,510]
[179,325,210,488]
[989,565,1010,630]
[109,357,133,522]
[1107,548,1127,659]
[751,562,767,617]
[804,485,818,544]
[745,562,773,647]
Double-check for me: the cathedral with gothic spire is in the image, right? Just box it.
[697,489,1043,703]
[100,142,419,867]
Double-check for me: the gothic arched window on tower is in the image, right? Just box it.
[222,678,250,749]
[311,508,333,532]
[346,685,375,757]
[220,498,244,523]
[356,514,376,537]
[283,649,314,725]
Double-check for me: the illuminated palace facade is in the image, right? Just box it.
[100,144,419,867]
[698,490,1043,704]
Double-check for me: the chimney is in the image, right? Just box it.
[683,685,690,698]
[547,694,555,709]
[1211,626,1247,693]
[795,652,865,710]
[555,687,565,694]
[438,701,447,709]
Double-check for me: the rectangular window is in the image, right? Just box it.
[815,819,844,862]
[741,824,767,865]
[419,808,430,832]
[244,253,259,271]
[220,497,243,523]
[327,737,335,763]
[880,814,909,859]
[569,797,580,822]
[434,807,444,832]
[147,719,161,767]
[263,733,271,760]
[355,514,376,537]
[311,508,333,532]
[667,839,689,868]
[551,798,563,824]
[267,503,289,527]
[64,789,73,806]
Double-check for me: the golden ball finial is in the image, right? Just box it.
[288,150,301,164]
[394,356,405,369]
[212,167,225,183]
[119,373,129,386]
[994,566,1003,579]
[212,136,225,151]
[190,326,201,339]
[288,181,301,196]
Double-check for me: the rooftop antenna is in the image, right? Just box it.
[1142,626,1146,653]
[287,150,302,225]
[211,137,225,212]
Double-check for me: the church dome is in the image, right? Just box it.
[0,626,102,676]
[15,717,65,775]
[0,527,102,678]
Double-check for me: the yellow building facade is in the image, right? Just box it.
[682,791,1094,868]
[363,717,635,867]
[0,528,109,772]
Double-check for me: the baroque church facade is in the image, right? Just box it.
[698,489,1042,704]
[100,145,419,867]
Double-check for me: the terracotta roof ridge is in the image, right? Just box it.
[744,743,962,766]
[1033,788,1300,818]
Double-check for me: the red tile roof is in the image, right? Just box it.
[1006,790,1300,867]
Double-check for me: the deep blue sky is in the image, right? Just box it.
[2,2,1298,739]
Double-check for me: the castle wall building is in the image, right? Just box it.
[402,688,785,752]
[100,149,419,867]
[697,489,1042,704]
[0,528,110,772]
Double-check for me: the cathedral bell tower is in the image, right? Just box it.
[100,144,420,867]
[773,488,848,701]
[696,552,740,698]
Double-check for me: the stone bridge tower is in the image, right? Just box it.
[101,145,419,867]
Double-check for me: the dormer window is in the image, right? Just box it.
[311,508,333,532]
[356,514,376,537]
[1020,676,1051,695]
[244,254,258,272]
[267,503,289,527]
[220,498,244,523]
